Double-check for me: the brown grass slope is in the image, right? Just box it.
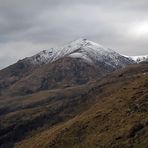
[0,59,37,95]
[7,57,100,96]
[0,82,101,147]
[13,63,148,148]
[1,56,119,96]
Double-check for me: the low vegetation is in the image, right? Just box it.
[0,63,148,148]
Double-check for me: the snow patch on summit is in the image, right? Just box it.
[25,38,135,68]
[26,38,112,65]
[129,55,148,63]
[69,52,93,64]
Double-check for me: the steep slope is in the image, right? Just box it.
[0,83,97,147]
[0,63,147,147]
[14,62,148,148]
[0,60,37,95]
[0,39,134,96]
[26,38,134,68]
[7,57,100,95]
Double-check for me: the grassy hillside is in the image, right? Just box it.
[0,63,148,148]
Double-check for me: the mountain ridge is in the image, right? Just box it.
[130,55,148,63]
[0,38,137,96]
[1,38,148,96]
[21,38,148,67]
[24,38,135,66]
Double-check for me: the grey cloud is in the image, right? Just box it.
[0,0,148,69]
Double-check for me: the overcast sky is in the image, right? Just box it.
[0,0,148,69]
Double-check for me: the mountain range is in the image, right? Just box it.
[0,38,148,148]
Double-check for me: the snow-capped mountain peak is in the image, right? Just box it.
[24,38,148,69]
[68,38,106,50]
[25,38,119,65]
